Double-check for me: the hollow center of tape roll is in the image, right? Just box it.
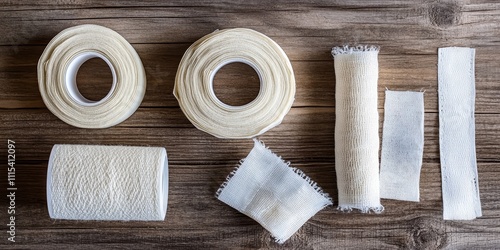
[65,52,117,106]
[209,59,263,109]
[76,58,115,102]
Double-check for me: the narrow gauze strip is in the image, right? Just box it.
[380,90,425,202]
[332,45,383,213]
[438,47,482,220]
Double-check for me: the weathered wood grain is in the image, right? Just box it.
[1,108,499,162]
[4,161,500,249]
[1,46,500,112]
[1,0,499,249]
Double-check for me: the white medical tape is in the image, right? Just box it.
[174,28,296,139]
[38,24,146,128]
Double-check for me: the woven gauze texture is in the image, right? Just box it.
[332,46,383,213]
[380,90,424,202]
[47,144,168,221]
[438,47,482,220]
[216,140,332,243]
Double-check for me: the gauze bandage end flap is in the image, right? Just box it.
[216,139,332,244]
[438,47,481,220]
[380,90,424,202]
[332,46,383,213]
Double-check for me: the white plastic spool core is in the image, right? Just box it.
[65,52,117,106]
[208,58,263,110]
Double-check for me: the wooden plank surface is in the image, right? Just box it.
[1,0,499,249]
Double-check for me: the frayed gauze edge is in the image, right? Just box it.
[332,45,380,55]
[215,140,332,203]
[216,139,332,243]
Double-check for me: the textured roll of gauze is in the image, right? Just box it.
[174,28,295,139]
[332,46,383,213]
[38,24,146,128]
[47,145,168,221]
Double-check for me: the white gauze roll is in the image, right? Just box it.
[332,46,383,213]
[38,24,146,128]
[47,145,168,221]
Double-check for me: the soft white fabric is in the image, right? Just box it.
[47,144,168,221]
[174,28,295,139]
[216,139,332,243]
[332,46,383,213]
[38,24,146,128]
[438,47,482,220]
[380,90,424,202]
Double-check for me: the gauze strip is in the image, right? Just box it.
[380,90,424,202]
[332,46,383,213]
[438,47,482,220]
[47,144,168,221]
[216,139,332,244]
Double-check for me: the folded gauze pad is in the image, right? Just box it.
[47,145,168,221]
[332,46,383,213]
[216,140,332,243]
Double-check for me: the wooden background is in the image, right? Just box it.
[1,0,499,249]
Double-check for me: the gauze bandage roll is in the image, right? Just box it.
[47,145,168,221]
[38,24,146,128]
[174,28,295,139]
[332,46,383,213]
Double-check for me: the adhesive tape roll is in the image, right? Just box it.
[174,28,296,139]
[47,144,168,221]
[38,24,146,128]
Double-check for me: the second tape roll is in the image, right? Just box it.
[174,28,296,139]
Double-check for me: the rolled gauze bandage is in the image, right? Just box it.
[38,24,146,128]
[47,145,168,221]
[332,46,383,213]
[174,28,295,139]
